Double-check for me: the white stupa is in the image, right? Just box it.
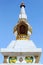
[0,2,43,65]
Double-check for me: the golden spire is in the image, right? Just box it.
[13,2,32,40]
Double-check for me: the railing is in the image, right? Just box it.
[16,34,29,40]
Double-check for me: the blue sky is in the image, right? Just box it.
[0,0,43,63]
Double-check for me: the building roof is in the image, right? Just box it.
[0,40,42,54]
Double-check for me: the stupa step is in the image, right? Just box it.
[0,63,43,65]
